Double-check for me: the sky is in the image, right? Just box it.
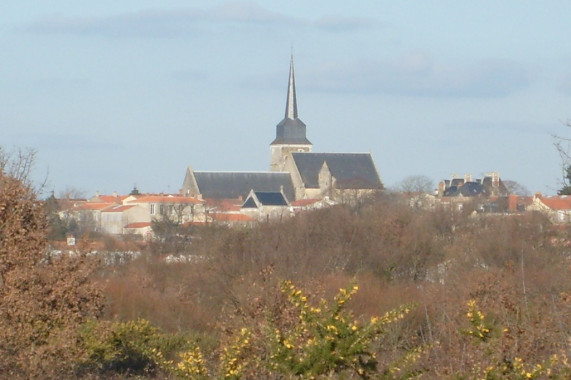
[2,1,571,197]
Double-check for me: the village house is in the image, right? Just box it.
[525,193,571,223]
[61,193,205,237]
[123,194,205,225]
[436,172,509,212]
[100,204,148,235]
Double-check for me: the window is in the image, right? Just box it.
[150,204,155,215]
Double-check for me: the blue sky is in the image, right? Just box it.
[2,1,571,196]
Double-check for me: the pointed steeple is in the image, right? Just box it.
[270,54,313,172]
[285,55,298,120]
[271,55,311,146]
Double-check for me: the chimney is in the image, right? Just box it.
[464,173,472,183]
[438,181,445,196]
[487,172,500,188]
[508,194,518,211]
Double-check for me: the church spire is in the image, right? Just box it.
[270,55,311,147]
[270,54,312,171]
[285,54,298,120]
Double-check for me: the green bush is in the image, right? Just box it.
[77,318,189,376]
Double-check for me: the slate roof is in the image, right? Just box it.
[243,191,289,208]
[291,152,383,190]
[193,172,296,201]
[443,182,485,197]
[441,174,508,198]
[270,55,312,146]
[481,176,509,196]
[271,118,312,145]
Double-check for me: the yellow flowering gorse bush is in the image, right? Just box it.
[266,280,415,379]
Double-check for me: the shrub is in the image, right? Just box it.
[152,280,419,379]
[78,318,190,376]
[0,149,103,378]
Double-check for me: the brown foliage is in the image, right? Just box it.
[98,194,571,378]
[0,155,104,378]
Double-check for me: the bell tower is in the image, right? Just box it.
[270,55,312,172]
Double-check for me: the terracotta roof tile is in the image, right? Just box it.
[74,202,114,211]
[211,213,256,222]
[102,205,136,213]
[128,195,203,204]
[98,195,127,203]
[540,196,571,210]
[124,222,152,229]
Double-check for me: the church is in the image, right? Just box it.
[181,56,383,203]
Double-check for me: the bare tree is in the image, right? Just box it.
[57,186,87,200]
[394,175,434,195]
[503,180,531,196]
[552,121,571,194]
[0,147,37,186]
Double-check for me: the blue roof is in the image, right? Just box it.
[254,191,289,206]
[242,191,289,208]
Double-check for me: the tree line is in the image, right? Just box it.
[1,148,570,378]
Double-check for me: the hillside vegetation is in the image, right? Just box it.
[2,167,570,378]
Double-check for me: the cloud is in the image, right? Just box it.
[26,10,205,38]
[24,2,300,38]
[23,2,377,38]
[305,52,533,98]
[209,2,297,25]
